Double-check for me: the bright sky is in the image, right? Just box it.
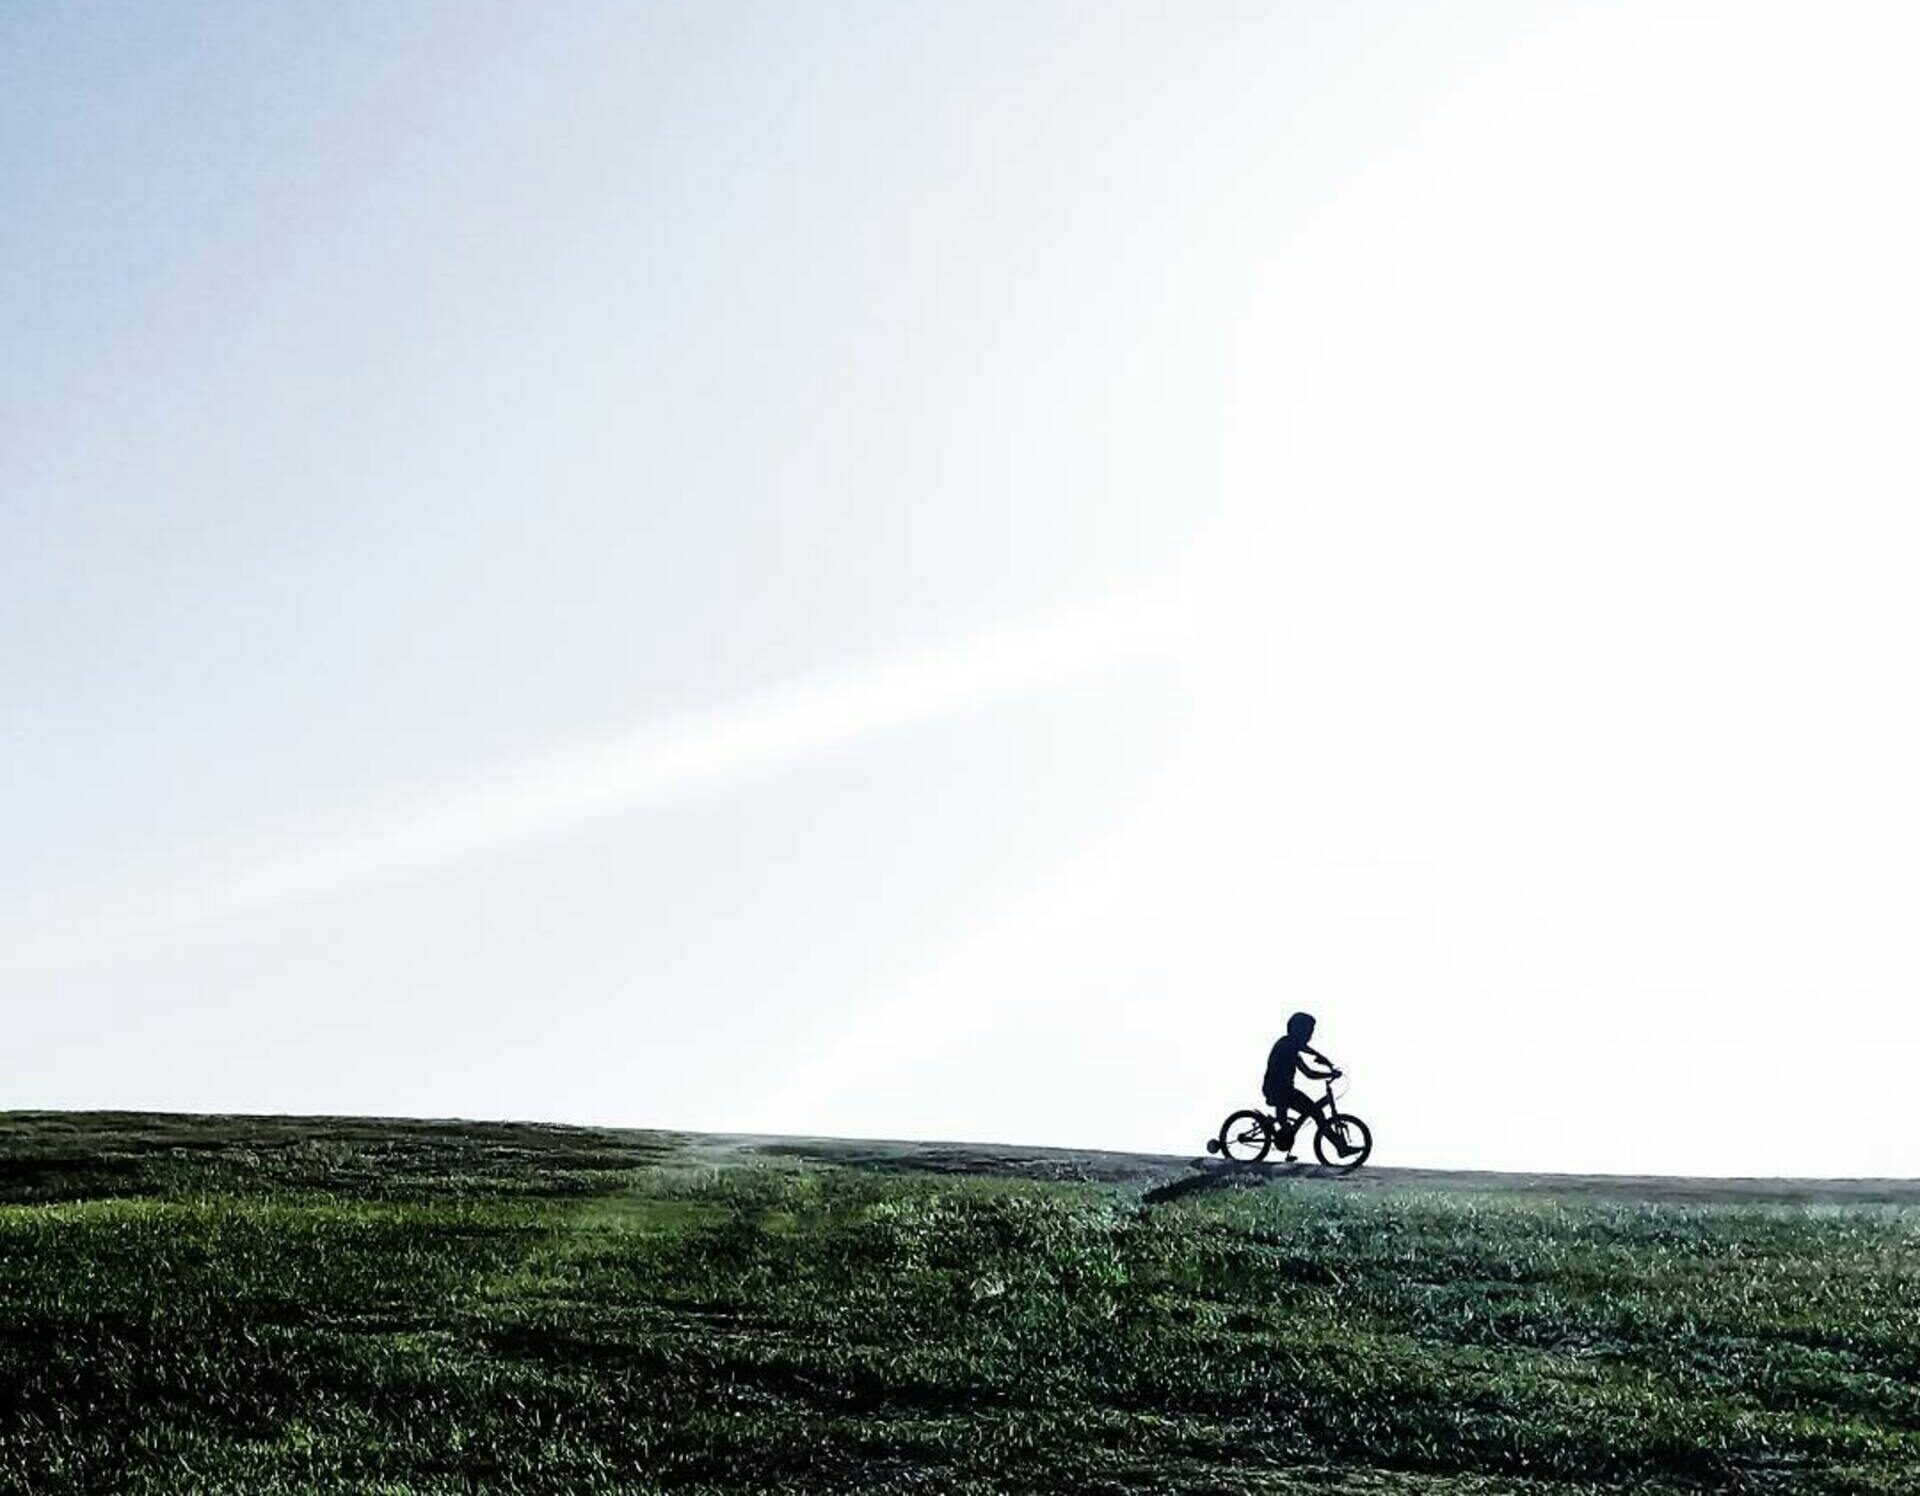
[6,3,1917,1176]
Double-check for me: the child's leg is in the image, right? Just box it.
[1277,1088,1324,1150]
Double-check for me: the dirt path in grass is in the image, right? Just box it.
[690,1131,1920,1206]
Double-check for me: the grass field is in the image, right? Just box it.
[0,1114,1915,1493]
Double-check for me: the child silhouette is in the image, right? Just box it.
[1263,1010,1341,1158]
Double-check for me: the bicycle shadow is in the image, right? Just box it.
[1141,1159,1333,1205]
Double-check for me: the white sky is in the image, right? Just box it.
[5,2,1917,1175]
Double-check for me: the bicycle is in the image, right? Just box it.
[1206,1070,1374,1174]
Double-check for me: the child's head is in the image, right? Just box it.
[1286,1010,1317,1041]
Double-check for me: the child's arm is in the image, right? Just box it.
[1299,1044,1340,1079]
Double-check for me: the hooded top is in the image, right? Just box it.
[1263,1034,1307,1105]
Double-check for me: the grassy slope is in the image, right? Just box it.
[0,1114,1915,1494]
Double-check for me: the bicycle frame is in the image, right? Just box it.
[1273,1075,1343,1132]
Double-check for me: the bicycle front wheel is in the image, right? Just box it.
[1216,1109,1273,1164]
[1313,1114,1373,1173]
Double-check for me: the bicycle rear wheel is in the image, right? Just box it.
[1313,1114,1373,1173]
[1216,1109,1273,1164]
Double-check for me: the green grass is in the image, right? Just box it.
[0,1114,1914,1492]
